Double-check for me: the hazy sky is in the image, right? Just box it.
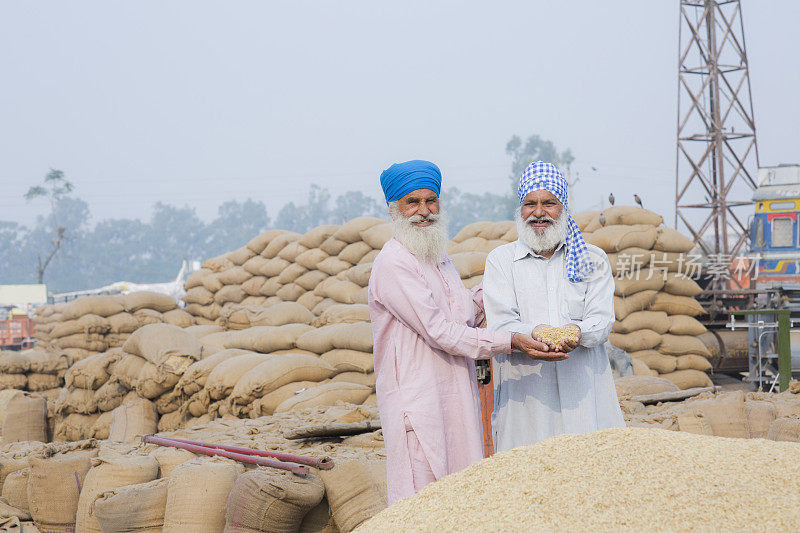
[1,1,798,229]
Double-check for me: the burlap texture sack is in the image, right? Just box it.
[27,448,98,531]
[183,287,215,306]
[586,225,658,253]
[278,242,309,263]
[654,226,695,253]
[218,266,253,286]
[262,232,301,260]
[220,302,314,330]
[248,381,317,418]
[26,373,62,391]
[614,376,679,397]
[224,470,324,533]
[65,351,119,390]
[108,397,158,443]
[320,349,374,374]
[62,296,125,320]
[163,458,244,533]
[247,229,286,255]
[360,223,392,250]
[629,350,677,374]
[202,254,235,273]
[690,391,749,438]
[223,324,313,353]
[608,330,662,353]
[122,291,178,313]
[296,323,373,354]
[276,283,306,302]
[123,324,203,375]
[205,354,274,400]
[55,387,98,415]
[295,271,330,292]
[230,353,337,405]
[76,453,159,533]
[667,315,707,336]
[95,381,129,412]
[2,468,29,512]
[175,349,253,397]
[613,290,658,321]
[319,460,388,532]
[663,273,703,297]
[601,206,664,226]
[317,257,352,277]
[330,372,376,389]
[274,382,372,413]
[658,334,712,357]
[93,478,169,533]
[332,217,383,244]
[214,285,247,306]
[676,412,713,435]
[675,354,712,372]
[611,311,669,335]
[649,292,706,316]
[745,400,776,439]
[659,369,713,390]
[766,417,800,442]
[53,413,100,442]
[299,225,339,249]
[2,394,47,444]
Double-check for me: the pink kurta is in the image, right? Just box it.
[368,238,512,503]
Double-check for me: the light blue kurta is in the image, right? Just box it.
[483,240,624,452]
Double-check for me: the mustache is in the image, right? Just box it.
[407,212,441,224]
[525,214,555,223]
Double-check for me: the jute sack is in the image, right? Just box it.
[175,349,253,397]
[278,242,309,263]
[150,448,195,478]
[133,308,162,328]
[198,331,236,351]
[108,397,158,443]
[2,394,47,444]
[766,417,800,442]
[76,453,159,533]
[675,354,713,372]
[155,388,184,415]
[26,373,62,392]
[659,369,713,390]
[691,391,749,438]
[649,293,706,316]
[95,381,128,412]
[214,285,247,306]
[586,225,658,253]
[613,290,658,321]
[648,251,700,274]
[663,273,703,297]
[317,257,352,277]
[449,252,488,279]
[295,249,330,272]
[299,499,338,533]
[55,387,98,415]
[676,412,713,436]
[65,351,118,390]
[62,296,125,320]
[658,334,712,357]
[241,275,267,296]
[298,293,324,312]
[614,375,679,397]
[185,268,214,289]
[275,382,373,413]
[601,206,664,227]
[629,351,677,374]
[183,286,215,306]
[359,223,392,250]
[294,271,329,292]
[339,242,372,265]
[224,324,313,354]
[315,304,371,327]
[49,319,83,338]
[76,314,111,335]
[296,323,373,354]
[205,353,274,401]
[359,250,379,264]
[202,254,235,273]
[27,350,71,375]
[606,247,652,275]
[321,350,374,374]
[220,302,314,330]
[230,354,336,405]
[54,413,100,442]
[0,450,31,492]
[608,330,661,353]
[0,352,31,374]
[333,217,383,244]
[55,334,107,353]
[201,271,225,293]
[330,372,376,388]
[611,311,669,335]
[344,263,372,289]
[93,478,169,533]
[321,280,362,304]
[262,232,301,260]
[613,272,666,297]
[299,225,340,249]
[0,375,27,390]
[654,226,695,253]
[248,381,317,418]
[630,357,656,376]
[121,291,177,313]
[668,315,707,336]
[319,460,387,532]
[218,266,253,286]
[27,448,98,531]
[247,229,286,255]
[184,325,224,339]
[341,429,384,449]
[163,458,244,533]
[123,324,203,375]
[2,468,30,512]
[276,283,306,302]
[121,354,179,399]
[224,470,324,533]
[184,389,211,417]
[89,411,114,440]
[574,211,600,231]
[452,221,488,243]
[745,400,777,439]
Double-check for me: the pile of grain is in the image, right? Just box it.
[0,402,387,533]
[360,427,800,531]
[577,206,712,389]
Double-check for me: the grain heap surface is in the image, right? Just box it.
[360,427,800,532]
[577,206,711,389]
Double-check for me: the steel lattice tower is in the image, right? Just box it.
[675,0,759,258]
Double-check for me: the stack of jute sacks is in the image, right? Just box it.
[32,292,193,356]
[575,206,711,390]
[0,402,388,533]
[0,349,70,394]
[617,375,800,442]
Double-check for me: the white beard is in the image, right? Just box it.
[389,203,449,264]
[515,206,569,254]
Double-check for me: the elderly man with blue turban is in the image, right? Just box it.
[483,161,624,452]
[368,160,563,503]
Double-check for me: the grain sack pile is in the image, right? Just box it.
[0,402,387,533]
[618,376,800,442]
[576,206,711,389]
[360,427,800,531]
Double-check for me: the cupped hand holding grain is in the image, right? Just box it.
[511,333,569,361]
[533,324,581,353]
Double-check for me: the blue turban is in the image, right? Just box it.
[380,160,442,204]
[518,161,594,283]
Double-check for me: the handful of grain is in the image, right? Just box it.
[535,326,579,350]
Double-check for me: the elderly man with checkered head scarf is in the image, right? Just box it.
[483,161,624,452]
[368,160,563,504]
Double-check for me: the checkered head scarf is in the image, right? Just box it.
[517,161,594,283]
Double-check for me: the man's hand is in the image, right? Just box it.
[557,324,582,353]
[511,333,569,362]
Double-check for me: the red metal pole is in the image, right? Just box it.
[142,435,309,476]
[162,436,334,470]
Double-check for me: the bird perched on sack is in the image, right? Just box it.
[608,193,615,206]
[634,194,643,209]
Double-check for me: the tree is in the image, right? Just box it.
[444,188,510,237]
[330,191,385,224]
[205,199,270,256]
[24,169,77,283]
